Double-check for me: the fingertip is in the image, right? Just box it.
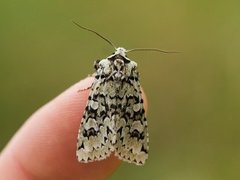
[0,76,121,180]
[0,76,148,179]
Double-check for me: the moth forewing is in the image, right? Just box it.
[76,48,149,165]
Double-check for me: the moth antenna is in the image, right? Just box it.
[72,21,117,50]
[127,48,179,54]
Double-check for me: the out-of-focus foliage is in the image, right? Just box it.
[0,1,240,179]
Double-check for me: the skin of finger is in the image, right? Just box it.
[0,77,148,180]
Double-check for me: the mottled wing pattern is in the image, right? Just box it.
[77,57,149,165]
[114,65,149,165]
[76,61,115,162]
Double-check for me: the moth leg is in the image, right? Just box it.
[77,73,97,92]
[78,84,92,92]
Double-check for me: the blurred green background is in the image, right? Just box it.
[1,0,240,179]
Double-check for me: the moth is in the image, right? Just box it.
[73,21,177,165]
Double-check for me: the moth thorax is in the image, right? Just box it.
[113,59,125,80]
[114,59,124,70]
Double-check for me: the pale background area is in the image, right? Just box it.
[0,1,240,179]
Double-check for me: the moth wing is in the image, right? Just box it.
[76,78,114,162]
[114,78,149,166]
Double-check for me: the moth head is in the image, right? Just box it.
[114,47,127,57]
